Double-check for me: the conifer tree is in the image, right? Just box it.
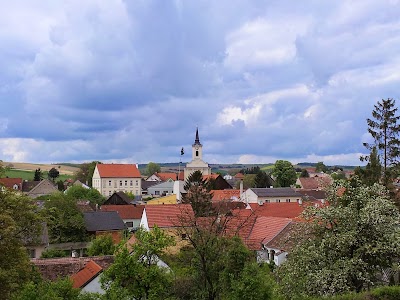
[182,170,213,217]
[362,98,400,183]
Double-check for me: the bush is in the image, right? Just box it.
[40,249,69,259]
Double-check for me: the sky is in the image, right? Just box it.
[1,0,400,166]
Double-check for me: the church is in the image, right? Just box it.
[183,128,212,180]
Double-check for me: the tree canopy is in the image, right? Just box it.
[277,179,400,298]
[73,161,101,187]
[48,167,60,181]
[272,160,297,187]
[182,170,213,217]
[145,162,161,176]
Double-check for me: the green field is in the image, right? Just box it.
[4,169,72,182]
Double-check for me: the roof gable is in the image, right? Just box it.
[96,164,141,178]
[84,211,126,231]
[103,191,132,205]
[71,260,102,289]
[100,204,144,219]
[144,204,194,228]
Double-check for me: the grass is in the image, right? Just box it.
[4,169,73,182]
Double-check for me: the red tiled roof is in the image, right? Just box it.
[298,177,332,190]
[144,204,194,228]
[234,173,245,179]
[97,164,141,178]
[155,172,177,181]
[0,177,23,190]
[248,202,306,219]
[245,216,291,250]
[202,174,220,180]
[100,204,144,219]
[71,260,102,289]
[211,189,241,201]
[178,172,184,181]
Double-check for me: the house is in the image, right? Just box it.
[247,202,307,219]
[242,188,302,205]
[141,180,159,196]
[146,172,178,182]
[146,194,177,205]
[297,190,327,202]
[296,176,332,190]
[211,189,241,202]
[92,164,141,197]
[71,260,104,294]
[25,222,50,259]
[184,128,212,180]
[103,191,132,205]
[83,211,126,243]
[140,204,194,253]
[147,181,174,197]
[23,179,58,198]
[100,205,144,231]
[203,174,232,190]
[244,216,292,265]
[0,177,23,191]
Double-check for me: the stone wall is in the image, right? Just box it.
[31,255,114,281]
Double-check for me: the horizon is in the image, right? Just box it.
[2,1,400,165]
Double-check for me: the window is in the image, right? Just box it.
[286,199,290,203]
[130,180,133,186]
[155,191,160,195]
[196,150,199,156]
[276,199,281,203]
[265,199,270,203]
[120,180,123,186]
[125,180,128,186]
[108,180,112,187]
[109,191,112,196]
[136,180,138,186]
[125,221,134,228]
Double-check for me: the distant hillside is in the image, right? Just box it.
[2,162,79,175]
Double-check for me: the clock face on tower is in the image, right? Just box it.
[195,145,199,150]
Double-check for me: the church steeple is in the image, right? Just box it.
[193,127,202,146]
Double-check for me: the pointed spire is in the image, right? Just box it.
[193,127,202,146]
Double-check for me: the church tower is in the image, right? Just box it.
[184,128,211,180]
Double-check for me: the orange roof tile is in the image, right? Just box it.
[100,205,145,219]
[298,177,332,190]
[178,172,184,181]
[202,174,220,180]
[97,164,141,178]
[71,260,102,289]
[234,173,245,179]
[155,172,177,181]
[248,202,306,219]
[0,177,23,190]
[211,189,241,201]
[245,217,291,250]
[144,204,194,228]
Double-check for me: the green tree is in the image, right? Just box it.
[272,160,297,187]
[315,161,328,173]
[253,170,274,188]
[300,169,310,178]
[182,170,213,217]
[0,189,42,299]
[12,278,81,300]
[101,226,175,300]
[65,185,104,205]
[145,162,161,176]
[277,179,400,298]
[73,161,101,187]
[355,146,382,186]
[48,167,60,182]
[34,168,43,181]
[41,192,88,243]
[87,235,116,256]
[362,98,400,184]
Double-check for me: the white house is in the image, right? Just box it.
[241,188,302,205]
[92,164,142,197]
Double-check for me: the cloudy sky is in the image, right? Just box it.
[1,0,400,165]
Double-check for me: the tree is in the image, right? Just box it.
[253,170,274,188]
[355,146,382,186]
[362,98,400,184]
[41,192,88,243]
[100,226,175,300]
[315,161,328,173]
[272,160,297,187]
[34,168,43,181]
[64,185,104,205]
[277,179,400,298]
[182,170,213,217]
[87,235,116,256]
[145,162,161,176]
[73,161,101,187]
[300,168,309,177]
[0,189,42,299]
[48,167,60,182]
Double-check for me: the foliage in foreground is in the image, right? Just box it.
[87,234,116,256]
[277,179,400,298]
